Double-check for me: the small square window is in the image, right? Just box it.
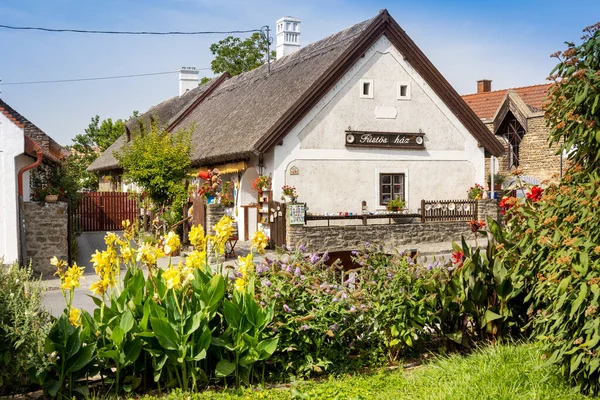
[380,173,405,205]
[397,82,411,100]
[359,79,374,99]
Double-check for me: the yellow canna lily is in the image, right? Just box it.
[69,308,82,327]
[163,232,181,255]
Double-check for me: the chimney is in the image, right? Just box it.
[276,16,301,60]
[477,79,492,93]
[178,67,199,96]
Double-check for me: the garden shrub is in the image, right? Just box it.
[497,170,600,393]
[0,262,52,395]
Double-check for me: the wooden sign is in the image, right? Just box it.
[288,203,306,225]
[345,130,425,149]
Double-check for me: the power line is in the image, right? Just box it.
[1,69,212,86]
[0,24,261,35]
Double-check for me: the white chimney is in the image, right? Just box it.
[276,16,301,60]
[178,67,199,96]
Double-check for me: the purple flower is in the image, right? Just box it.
[426,264,433,270]
[346,276,355,284]
[260,301,265,306]
[341,292,347,299]
[320,282,328,289]
[300,324,310,331]
[286,265,293,274]
[322,252,330,262]
[228,275,237,281]
[281,263,287,271]
[301,275,306,280]
[433,260,440,268]
[351,250,359,255]
[332,297,338,302]
[309,253,320,264]
[275,292,280,298]
[283,304,292,313]
[299,244,307,252]
[329,323,339,332]
[365,242,371,247]
[263,279,272,287]
[294,266,301,276]
[350,306,356,312]
[387,272,393,280]
[360,304,366,309]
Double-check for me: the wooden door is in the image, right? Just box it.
[269,201,286,248]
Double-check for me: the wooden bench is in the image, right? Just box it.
[225,222,239,259]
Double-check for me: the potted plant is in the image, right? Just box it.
[251,175,272,193]
[281,185,297,203]
[467,183,485,200]
[386,197,405,212]
[489,173,506,191]
[220,181,235,215]
[34,183,62,203]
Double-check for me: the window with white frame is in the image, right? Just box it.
[397,82,411,100]
[359,79,374,99]
[380,173,405,205]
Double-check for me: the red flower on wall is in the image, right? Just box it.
[526,186,543,202]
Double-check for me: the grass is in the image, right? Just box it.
[134,343,594,400]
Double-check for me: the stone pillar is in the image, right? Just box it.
[285,203,305,250]
[23,201,69,277]
[477,199,500,223]
[206,203,225,266]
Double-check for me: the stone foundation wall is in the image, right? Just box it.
[287,200,499,253]
[206,204,225,265]
[23,201,68,276]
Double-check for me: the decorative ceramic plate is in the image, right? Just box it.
[425,204,432,211]
[448,202,455,211]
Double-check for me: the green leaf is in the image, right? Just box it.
[215,359,236,377]
[111,326,125,348]
[223,300,242,330]
[483,310,503,328]
[66,343,96,373]
[257,337,279,360]
[185,311,204,336]
[151,317,179,350]
[120,309,135,333]
[123,338,143,366]
[200,274,225,312]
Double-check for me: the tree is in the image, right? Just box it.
[545,22,600,173]
[65,114,135,190]
[115,122,192,210]
[208,32,275,77]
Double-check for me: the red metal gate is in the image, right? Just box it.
[73,192,139,231]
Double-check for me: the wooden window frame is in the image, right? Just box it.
[379,173,405,205]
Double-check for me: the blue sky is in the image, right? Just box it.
[1,0,598,145]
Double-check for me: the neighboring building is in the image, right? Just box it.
[462,81,559,185]
[89,10,503,238]
[0,98,66,264]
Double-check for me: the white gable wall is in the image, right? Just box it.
[0,112,25,264]
[269,35,485,214]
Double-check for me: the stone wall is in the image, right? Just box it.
[287,200,499,253]
[23,201,69,276]
[206,204,225,265]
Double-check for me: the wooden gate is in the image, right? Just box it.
[269,201,286,248]
[73,192,139,231]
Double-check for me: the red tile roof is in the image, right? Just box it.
[462,83,551,120]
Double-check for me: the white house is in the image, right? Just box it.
[89,10,503,240]
[0,98,66,264]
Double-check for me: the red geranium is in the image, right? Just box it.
[468,219,486,233]
[499,195,515,215]
[526,186,543,202]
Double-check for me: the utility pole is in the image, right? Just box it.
[261,25,272,74]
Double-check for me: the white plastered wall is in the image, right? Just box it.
[0,112,25,264]
[270,35,486,214]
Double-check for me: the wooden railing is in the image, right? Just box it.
[303,199,478,226]
[420,199,477,222]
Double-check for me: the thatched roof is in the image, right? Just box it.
[88,79,217,172]
[89,9,503,173]
[0,98,67,163]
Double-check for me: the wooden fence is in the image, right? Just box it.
[72,192,139,231]
[420,199,477,222]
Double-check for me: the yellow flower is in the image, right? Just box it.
[120,246,134,263]
[237,253,254,279]
[185,250,206,270]
[163,264,181,290]
[234,277,246,292]
[137,243,165,266]
[69,308,82,327]
[251,231,269,254]
[104,232,119,247]
[122,219,131,229]
[189,225,206,249]
[164,232,181,255]
[61,263,84,290]
[214,216,234,243]
[90,279,109,296]
[51,256,68,277]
